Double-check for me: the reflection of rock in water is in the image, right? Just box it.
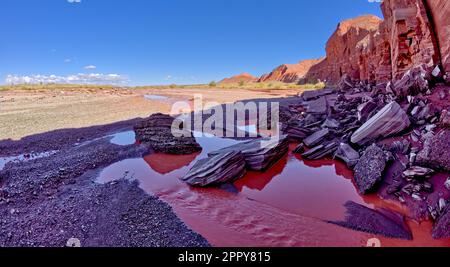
[144,152,200,175]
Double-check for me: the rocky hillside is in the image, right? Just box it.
[222,0,450,88]
[258,58,324,83]
[305,0,450,86]
[219,72,258,84]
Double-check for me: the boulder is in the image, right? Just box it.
[354,144,391,194]
[209,136,289,171]
[182,151,246,187]
[393,65,429,97]
[351,102,410,146]
[334,143,360,168]
[134,113,202,155]
[416,130,450,171]
[433,206,450,239]
[330,201,412,240]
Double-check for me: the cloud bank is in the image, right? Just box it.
[5,73,128,85]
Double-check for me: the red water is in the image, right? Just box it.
[98,134,450,247]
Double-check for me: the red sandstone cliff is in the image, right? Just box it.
[258,58,324,83]
[221,1,449,87]
[426,0,450,82]
[305,0,449,85]
[219,73,258,84]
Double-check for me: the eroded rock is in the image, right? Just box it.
[134,113,202,155]
[354,144,391,194]
[416,130,450,171]
[351,102,410,146]
[182,151,246,187]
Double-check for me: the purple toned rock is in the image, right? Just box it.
[433,206,450,239]
[305,96,328,115]
[209,136,289,171]
[354,144,391,194]
[303,129,330,147]
[134,113,201,155]
[416,130,450,171]
[351,102,411,146]
[182,151,246,187]
[357,101,377,123]
[301,88,334,101]
[334,143,360,168]
[302,141,338,160]
[330,201,412,240]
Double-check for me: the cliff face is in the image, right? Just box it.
[258,58,324,83]
[304,0,449,86]
[426,0,450,82]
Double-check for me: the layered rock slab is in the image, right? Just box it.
[134,113,201,155]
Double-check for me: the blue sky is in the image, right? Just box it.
[0,0,383,85]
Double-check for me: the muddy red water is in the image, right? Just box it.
[97,133,450,247]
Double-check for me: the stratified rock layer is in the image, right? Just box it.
[134,113,202,155]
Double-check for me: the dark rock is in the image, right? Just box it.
[416,130,450,171]
[440,110,450,128]
[403,166,434,178]
[357,101,377,123]
[334,143,360,168]
[182,151,246,187]
[303,129,330,147]
[134,113,201,155]
[301,88,334,101]
[338,74,355,91]
[285,119,313,141]
[433,206,450,239]
[293,144,305,154]
[354,144,391,194]
[321,118,340,129]
[209,136,289,171]
[351,102,411,146]
[305,96,328,115]
[330,201,412,240]
[301,141,339,160]
[393,65,429,97]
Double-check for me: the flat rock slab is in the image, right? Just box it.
[416,130,450,172]
[302,141,338,160]
[301,88,334,101]
[305,96,329,115]
[330,201,412,240]
[134,113,201,155]
[209,136,289,171]
[354,144,391,194]
[182,150,246,187]
[303,129,330,147]
[351,102,411,146]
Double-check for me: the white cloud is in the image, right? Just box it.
[84,65,97,70]
[64,58,72,63]
[67,0,82,3]
[6,73,128,85]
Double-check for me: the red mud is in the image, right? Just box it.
[97,135,450,247]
